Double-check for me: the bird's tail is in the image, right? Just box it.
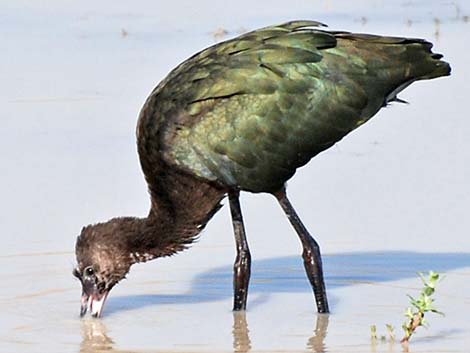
[335,33,451,105]
[384,38,451,103]
[402,38,451,80]
[336,33,451,81]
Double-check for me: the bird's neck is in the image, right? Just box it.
[124,214,191,264]
[128,171,225,264]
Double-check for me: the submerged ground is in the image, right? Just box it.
[1,1,469,352]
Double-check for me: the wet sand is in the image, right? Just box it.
[1,1,469,352]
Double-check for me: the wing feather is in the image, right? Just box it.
[136,21,450,192]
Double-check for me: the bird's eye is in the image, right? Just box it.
[84,266,95,276]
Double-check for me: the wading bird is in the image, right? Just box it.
[74,20,450,317]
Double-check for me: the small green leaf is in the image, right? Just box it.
[400,271,444,343]
[370,324,377,340]
[405,307,414,319]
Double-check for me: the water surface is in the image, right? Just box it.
[1,1,469,352]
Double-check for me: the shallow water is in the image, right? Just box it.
[1,1,469,352]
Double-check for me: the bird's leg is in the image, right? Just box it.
[273,188,329,313]
[228,189,251,311]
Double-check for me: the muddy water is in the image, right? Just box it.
[1,1,469,352]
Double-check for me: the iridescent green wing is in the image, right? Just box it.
[142,21,448,193]
[153,21,368,192]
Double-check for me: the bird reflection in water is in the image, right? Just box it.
[79,312,329,353]
[232,312,329,353]
[306,314,329,353]
[233,312,252,352]
[79,320,114,353]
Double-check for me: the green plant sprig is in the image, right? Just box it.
[401,271,443,344]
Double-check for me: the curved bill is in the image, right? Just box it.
[80,290,109,318]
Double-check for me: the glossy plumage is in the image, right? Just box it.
[138,20,450,192]
[75,20,450,317]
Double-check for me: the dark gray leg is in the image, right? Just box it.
[228,190,252,311]
[274,188,329,313]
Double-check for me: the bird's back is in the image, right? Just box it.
[137,21,450,193]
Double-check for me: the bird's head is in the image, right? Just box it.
[74,214,193,317]
[74,218,140,318]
